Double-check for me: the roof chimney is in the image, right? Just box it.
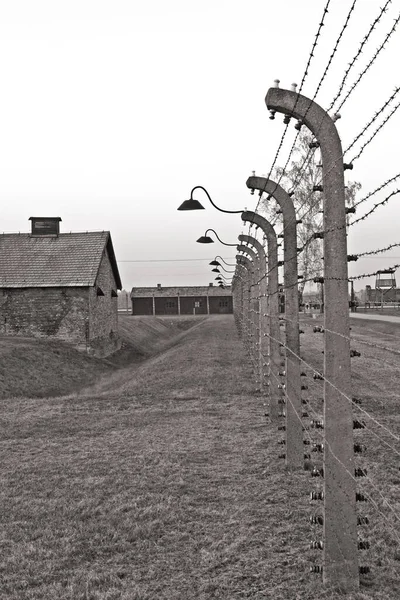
[29,217,62,237]
[157,283,162,289]
[209,282,213,287]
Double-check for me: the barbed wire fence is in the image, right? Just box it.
[231,5,400,585]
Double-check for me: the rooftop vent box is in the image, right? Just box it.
[29,217,62,237]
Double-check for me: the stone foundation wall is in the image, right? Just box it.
[0,287,88,345]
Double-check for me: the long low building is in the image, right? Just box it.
[130,284,233,315]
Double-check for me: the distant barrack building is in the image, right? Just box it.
[0,217,122,356]
[130,284,233,315]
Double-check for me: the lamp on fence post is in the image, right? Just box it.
[267,84,358,589]
[240,212,281,423]
[178,186,243,214]
[246,175,303,471]
[197,229,237,247]
[238,235,266,392]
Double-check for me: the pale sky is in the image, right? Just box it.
[1,0,399,290]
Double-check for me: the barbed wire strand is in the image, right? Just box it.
[253,0,333,220]
[260,336,400,449]
[354,172,400,209]
[265,353,400,538]
[344,86,400,155]
[329,0,393,111]
[336,9,400,113]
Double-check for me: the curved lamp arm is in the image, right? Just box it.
[216,264,235,274]
[189,186,243,214]
[215,255,236,267]
[197,228,237,246]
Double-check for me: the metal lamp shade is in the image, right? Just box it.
[196,236,214,244]
[177,199,205,211]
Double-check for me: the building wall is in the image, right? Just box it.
[0,286,89,344]
[88,250,120,356]
[366,287,400,303]
[180,296,208,315]
[209,296,233,314]
[132,297,153,315]
[154,297,179,315]
[131,286,233,315]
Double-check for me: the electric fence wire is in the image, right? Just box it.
[261,182,400,286]
[246,258,400,298]
[253,0,332,220]
[335,8,400,113]
[277,7,400,216]
[348,98,400,163]
[259,335,400,451]
[344,86,400,155]
[348,189,400,226]
[275,312,400,357]
[354,172,400,209]
[329,0,393,112]
[263,350,400,535]
[267,0,359,200]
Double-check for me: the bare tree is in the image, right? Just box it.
[259,130,361,305]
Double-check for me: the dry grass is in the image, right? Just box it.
[0,315,399,599]
[0,316,203,399]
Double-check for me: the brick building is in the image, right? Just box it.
[0,217,122,356]
[365,285,400,304]
[131,284,233,315]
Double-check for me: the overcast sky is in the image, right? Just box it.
[1,0,399,290]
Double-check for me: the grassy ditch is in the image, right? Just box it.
[0,315,203,399]
[0,315,399,599]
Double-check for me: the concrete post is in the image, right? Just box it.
[237,244,259,380]
[177,295,181,315]
[152,295,156,316]
[238,234,267,390]
[206,294,210,315]
[246,175,303,470]
[241,212,280,422]
[232,269,245,335]
[267,86,358,589]
[236,256,253,354]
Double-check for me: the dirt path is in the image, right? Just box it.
[350,312,400,324]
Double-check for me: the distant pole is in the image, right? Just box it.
[237,244,259,380]
[238,234,267,391]
[237,255,254,355]
[241,211,280,422]
[246,175,303,471]
[267,84,358,589]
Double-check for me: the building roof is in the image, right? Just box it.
[0,231,122,289]
[131,285,232,298]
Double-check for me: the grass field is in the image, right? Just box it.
[0,315,399,599]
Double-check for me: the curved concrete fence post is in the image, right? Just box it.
[266,86,358,589]
[246,175,302,471]
[237,244,259,383]
[232,267,245,336]
[241,212,281,422]
[236,255,253,355]
[238,234,266,391]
